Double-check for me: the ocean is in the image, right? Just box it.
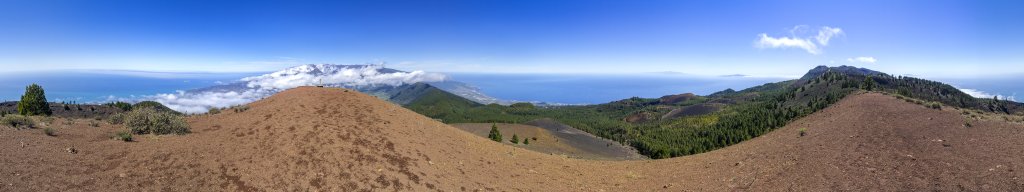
[446,73,788,104]
[447,74,1024,104]
[1,71,1020,105]
[0,71,259,103]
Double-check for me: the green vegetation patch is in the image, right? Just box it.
[2,115,36,129]
[17,84,52,116]
[110,108,190,135]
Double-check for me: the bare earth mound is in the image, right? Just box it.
[2,88,1023,191]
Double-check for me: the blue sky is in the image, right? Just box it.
[1,0,1022,78]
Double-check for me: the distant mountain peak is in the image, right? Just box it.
[801,65,884,80]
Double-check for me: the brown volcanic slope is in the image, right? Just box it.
[2,87,1024,191]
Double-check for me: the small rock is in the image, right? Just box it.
[66,147,78,154]
[118,173,127,178]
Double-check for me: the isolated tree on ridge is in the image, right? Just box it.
[18,83,51,116]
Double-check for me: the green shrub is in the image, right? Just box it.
[510,134,520,144]
[112,108,190,135]
[232,105,250,113]
[798,128,807,137]
[207,107,221,115]
[523,138,529,145]
[132,101,180,114]
[1,115,35,129]
[108,113,126,125]
[105,101,133,111]
[114,131,133,142]
[487,123,502,142]
[43,127,56,136]
[927,102,942,110]
[17,84,52,116]
[38,116,54,125]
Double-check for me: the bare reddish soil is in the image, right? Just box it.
[2,88,1023,191]
[451,123,644,160]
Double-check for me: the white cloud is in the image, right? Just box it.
[241,64,447,90]
[151,90,270,113]
[755,33,820,54]
[816,27,843,46]
[846,56,877,64]
[755,26,844,55]
[135,64,449,113]
[959,88,1016,102]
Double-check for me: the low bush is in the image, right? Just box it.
[1,115,35,129]
[207,107,221,115]
[38,116,54,125]
[108,113,126,125]
[43,127,56,136]
[114,131,133,142]
[927,102,942,110]
[111,108,190,135]
[231,105,250,113]
[798,127,807,137]
[89,121,100,127]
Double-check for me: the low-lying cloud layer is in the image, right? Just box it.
[959,88,1017,102]
[144,64,448,113]
[242,64,447,91]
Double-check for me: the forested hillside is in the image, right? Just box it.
[401,66,1024,158]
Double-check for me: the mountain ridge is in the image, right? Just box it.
[401,65,1024,159]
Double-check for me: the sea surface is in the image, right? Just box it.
[1,71,1021,104]
[0,71,259,103]
[446,73,788,104]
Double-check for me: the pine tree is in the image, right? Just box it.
[523,137,529,145]
[487,123,502,142]
[861,76,875,91]
[510,134,520,144]
[17,84,51,116]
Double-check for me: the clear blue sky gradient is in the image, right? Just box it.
[1,0,1022,77]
